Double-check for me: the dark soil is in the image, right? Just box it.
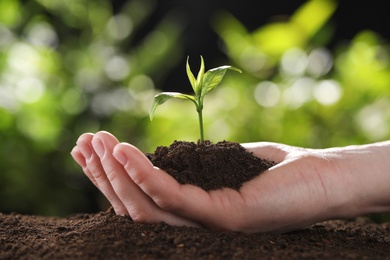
[2,140,389,259]
[1,210,389,259]
[146,140,275,190]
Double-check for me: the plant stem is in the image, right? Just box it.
[198,109,204,143]
[196,97,204,142]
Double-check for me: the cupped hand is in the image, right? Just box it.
[110,140,344,233]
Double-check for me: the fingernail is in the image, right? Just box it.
[113,151,127,166]
[92,138,105,158]
[78,142,92,160]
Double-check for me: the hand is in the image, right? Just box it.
[107,141,339,233]
[72,131,390,233]
[71,131,199,228]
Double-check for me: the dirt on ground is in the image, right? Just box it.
[1,210,389,259]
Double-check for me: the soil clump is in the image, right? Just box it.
[146,140,275,190]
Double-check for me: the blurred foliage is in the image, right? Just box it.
[148,0,390,149]
[0,0,389,222]
[0,0,183,216]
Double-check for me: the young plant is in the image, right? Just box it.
[150,56,241,142]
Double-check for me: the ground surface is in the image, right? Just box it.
[1,210,390,259]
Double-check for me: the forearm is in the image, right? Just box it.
[325,140,390,218]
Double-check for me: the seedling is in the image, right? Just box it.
[150,56,241,142]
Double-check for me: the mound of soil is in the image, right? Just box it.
[146,140,275,190]
[1,210,389,259]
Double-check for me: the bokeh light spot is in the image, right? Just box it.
[254,81,280,107]
[104,56,130,81]
[283,77,315,108]
[281,48,308,76]
[307,48,333,77]
[14,77,45,104]
[106,14,133,41]
[27,21,58,48]
[313,80,342,106]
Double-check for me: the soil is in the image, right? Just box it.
[1,140,389,259]
[1,210,390,259]
[146,140,275,190]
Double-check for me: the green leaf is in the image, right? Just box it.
[201,66,242,98]
[195,55,205,96]
[186,56,196,92]
[150,92,196,120]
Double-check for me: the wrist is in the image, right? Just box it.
[324,141,390,219]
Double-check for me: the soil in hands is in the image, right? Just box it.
[146,140,276,190]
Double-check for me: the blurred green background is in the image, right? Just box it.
[0,0,389,222]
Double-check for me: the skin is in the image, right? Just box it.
[71,131,390,233]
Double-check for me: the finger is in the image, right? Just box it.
[94,132,199,227]
[71,145,100,189]
[113,142,227,229]
[76,132,128,215]
[71,146,87,168]
[72,133,99,188]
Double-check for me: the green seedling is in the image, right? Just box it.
[150,56,241,143]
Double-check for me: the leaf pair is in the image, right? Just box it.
[150,56,241,142]
[186,56,204,97]
[150,56,241,120]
